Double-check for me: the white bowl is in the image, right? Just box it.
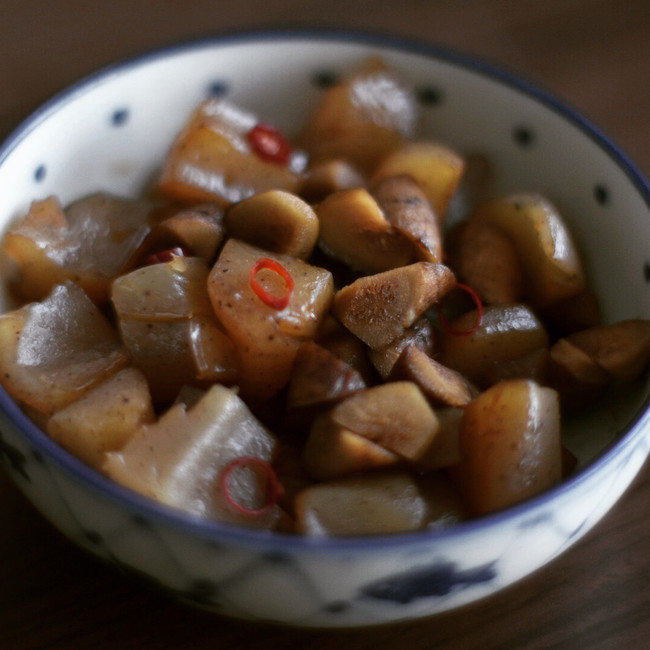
[1,30,649,628]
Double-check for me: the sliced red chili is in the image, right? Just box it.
[247,123,292,165]
[144,246,188,266]
[250,257,294,310]
[437,283,484,336]
[220,456,283,517]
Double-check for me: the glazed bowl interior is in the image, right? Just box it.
[1,30,650,626]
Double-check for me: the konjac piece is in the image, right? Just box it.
[112,256,238,402]
[158,99,303,206]
[104,384,281,528]
[0,193,154,304]
[0,281,129,417]
[294,472,432,536]
[46,367,154,470]
[208,239,334,400]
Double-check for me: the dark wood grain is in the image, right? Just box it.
[2,2,650,648]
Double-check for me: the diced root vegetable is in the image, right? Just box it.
[315,187,416,274]
[0,282,128,416]
[448,217,525,305]
[294,472,430,536]
[299,159,365,203]
[302,413,401,481]
[371,142,465,222]
[225,190,319,260]
[298,58,417,174]
[392,345,476,407]
[144,202,225,263]
[208,239,334,400]
[46,367,154,470]
[472,193,586,309]
[459,379,562,515]
[368,317,435,380]
[333,262,456,349]
[104,384,280,528]
[564,319,650,382]
[158,100,301,206]
[439,304,549,388]
[287,341,366,409]
[372,174,444,263]
[329,382,440,462]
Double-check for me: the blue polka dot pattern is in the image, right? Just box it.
[416,85,444,106]
[513,125,534,147]
[594,184,609,205]
[34,164,46,182]
[111,108,129,127]
[207,80,229,97]
[311,70,339,89]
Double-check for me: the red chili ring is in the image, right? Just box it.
[250,257,294,311]
[437,283,484,336]
[220,456,283,517]
[246,123,293,165]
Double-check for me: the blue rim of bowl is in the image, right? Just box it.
[1,28,650,553]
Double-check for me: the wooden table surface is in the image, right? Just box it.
[1,1,650,648]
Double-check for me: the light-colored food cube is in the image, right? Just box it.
[440,303,549,387]
[287,341,366,409]
[0,282,128,417]
[449,217,525,305]
[0,193,154,304]
[371,141,465,221]
[302,413,401,481]
[294,472,430,536]
[208,239,333,400]
[47,367,154,469]
[329,381,440,462]
[459,379,562,514]
[104,384,281,528]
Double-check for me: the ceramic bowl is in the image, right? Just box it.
[1,30,649,628]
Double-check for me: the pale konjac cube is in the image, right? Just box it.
[0,193,154,305]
